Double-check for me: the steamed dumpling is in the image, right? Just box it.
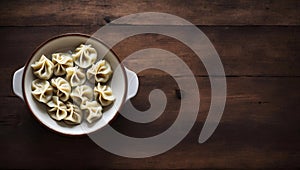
[87,60,112,83]
[70,85,93,107]
[65,66,86,87]
[72,44,97,68]
[94,83,115,106]
[51,77,71,102]
[31,79,53,103]
[64,102,82,125]
[31,55,54,80]
[81,101,102,123]
[52,53,73,76]
[47,96,68,121]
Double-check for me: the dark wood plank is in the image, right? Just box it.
[110,26,300,77]
[1,76,300,169]
[0,0,299,26]
[1,26,299,98]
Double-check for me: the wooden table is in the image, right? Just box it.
[1,0,299,169]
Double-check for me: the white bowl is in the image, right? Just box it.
[12,33,138,135]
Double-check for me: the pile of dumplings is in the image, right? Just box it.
[31,44,115,125]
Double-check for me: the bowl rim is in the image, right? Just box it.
[22,33,128,136]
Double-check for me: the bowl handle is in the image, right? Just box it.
[124,67,139,101]
[12,67,24,100]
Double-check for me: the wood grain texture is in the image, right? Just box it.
[1,76,299,169]
[0,0,299,26]
[0,0,300,169]
[0,26,299,80]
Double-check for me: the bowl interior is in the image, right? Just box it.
[23,34,126,135]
